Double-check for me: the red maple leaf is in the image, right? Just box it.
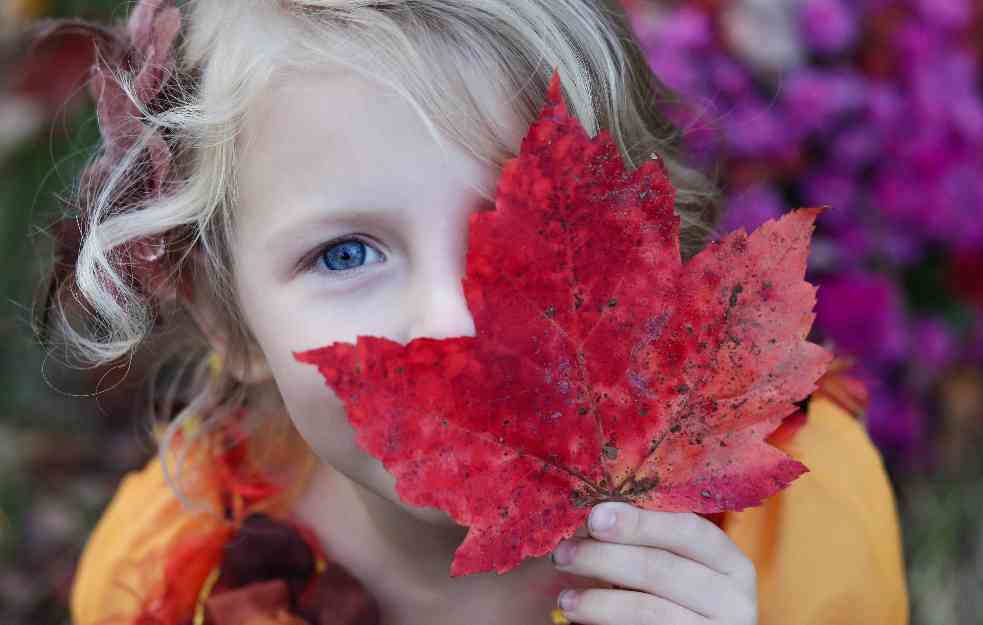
[295,70,833,576]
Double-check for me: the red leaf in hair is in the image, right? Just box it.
[128,0,182,104]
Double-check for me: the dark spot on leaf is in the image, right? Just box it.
[395,366,405,375]
[670,424,682,433]
[729,283,744,308]
[571,490,592,508]
[623,476,660,497]
[677,383,689,394]
[603,444,618,460]
[701,489,712,498]
[441,419,448,427]
[544,305,556,319]
[639,406,648,416]
[574,293,584,310]
[607,298,618,308]
[578,407,588,415]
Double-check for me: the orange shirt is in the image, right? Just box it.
[70,396,909,625]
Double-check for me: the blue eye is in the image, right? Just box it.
[316,237,384,272]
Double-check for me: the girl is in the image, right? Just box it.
[32,1,909,624]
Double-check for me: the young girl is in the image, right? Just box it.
[32,1,909,624]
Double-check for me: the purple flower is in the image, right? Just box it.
[708,54,751,97]
[800,169,859,225]
[720,183,784,234]
[909,50,978,126]
[969,311,983,363]
[936,160,983,248]
[951,96,983,142]
[911,318,958,375]
[873,165,931,230]
[645,46,705,98]
[724,97,792,156]
[865,81,905,130]
[893,20,943,70]
[873,227,923,266]
[799,0,858,54]
[864,389,927,459]
[831,124,882,169]
[656,6,714,51]
[827,222,872,265]
[815,271,909,367]
[781,69,866,138]
[913,0,973,30]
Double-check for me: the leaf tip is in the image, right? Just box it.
[546,68,563,109]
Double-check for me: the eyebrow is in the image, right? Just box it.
[264,204,406,253]
[262,189,497,259]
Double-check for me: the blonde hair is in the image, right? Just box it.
[35,0,720,515]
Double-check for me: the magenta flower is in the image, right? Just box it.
[800,169,859,227]
[969,312,983,363]
[724,97,792,157]
[720,183,784,234]
[913,0,973,30]
[781,69,866,138]
[910,318,957,377]
[622,0,983,463]
[815,271,909,367]
[799,0,858,54]
[864,390,927,461]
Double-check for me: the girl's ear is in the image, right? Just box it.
[179,250,274,385]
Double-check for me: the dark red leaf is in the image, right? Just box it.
[295,70,832,576]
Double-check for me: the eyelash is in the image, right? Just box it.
[304,235,386,276]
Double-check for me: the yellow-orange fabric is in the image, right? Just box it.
[721,397,909,624]
[69,440,228,625]
[70,396,909,625]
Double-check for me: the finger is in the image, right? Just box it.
[587,502,757,591]
[556,587,708,625]
[552,538,741,618]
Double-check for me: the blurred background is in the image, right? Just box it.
[1,0,982,623]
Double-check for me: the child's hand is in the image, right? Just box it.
[550,502,758,625]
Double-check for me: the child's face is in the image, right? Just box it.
[233,67,521,524]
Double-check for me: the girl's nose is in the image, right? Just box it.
[405,274,476,342]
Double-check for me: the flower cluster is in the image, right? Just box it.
[625,0,983,467]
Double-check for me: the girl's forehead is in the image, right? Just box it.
[248,71,467,181]
[233,66,505,243]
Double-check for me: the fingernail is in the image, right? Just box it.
[551,540,576,566]
[589,504,616,532]
[558,589,579,611]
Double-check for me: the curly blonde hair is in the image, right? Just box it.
[34,0,720,514]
